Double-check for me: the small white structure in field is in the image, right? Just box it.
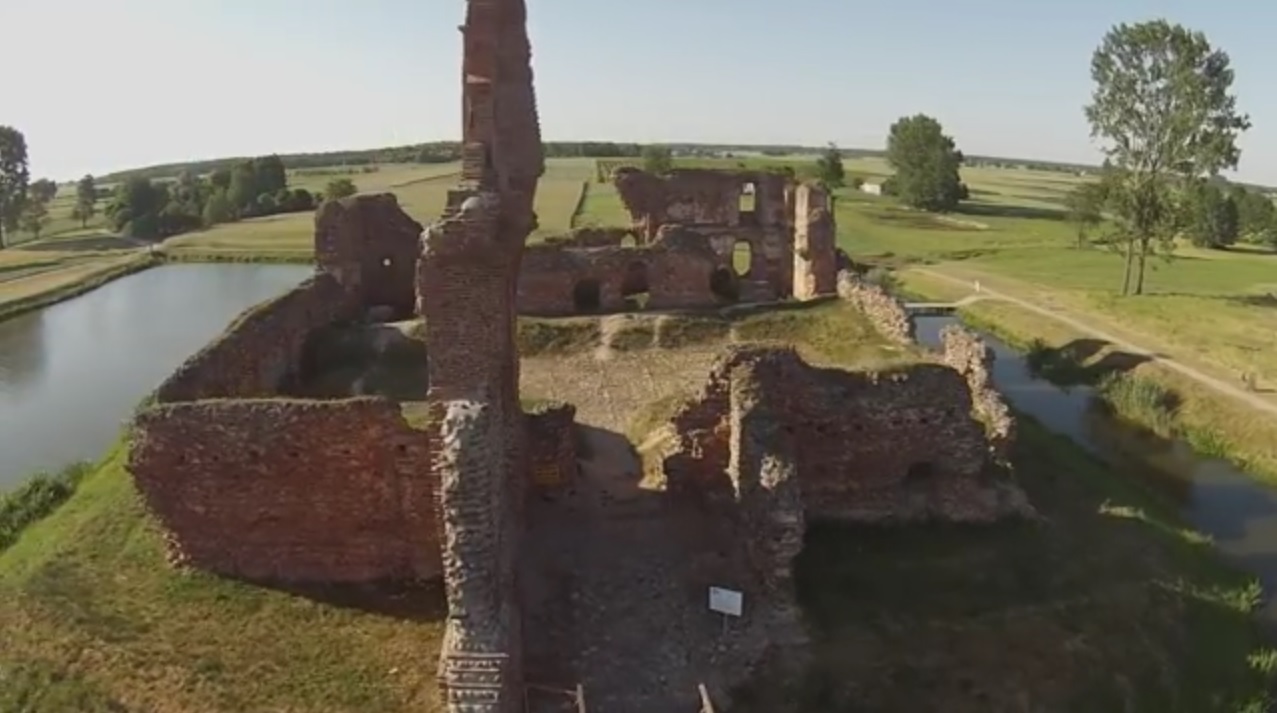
[860,182,883,196]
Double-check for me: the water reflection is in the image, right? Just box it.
[0,263,311,488]
[0,311,48,397]
[916,316,1277,622]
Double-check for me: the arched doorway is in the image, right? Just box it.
[621,261,650,310]
[709,267,739,303]
[572,278,602,313]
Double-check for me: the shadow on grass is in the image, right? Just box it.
[259,578,448,622]
[1024,337,1154,387]
[20,235,142,252]
[955,201,1067,221]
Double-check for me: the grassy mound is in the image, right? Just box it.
[0,443,445,713]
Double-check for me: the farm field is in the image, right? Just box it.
[163,158,594,258]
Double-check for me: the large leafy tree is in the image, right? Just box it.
[885,114,966,212]
[1085,20,1250,294]
[0,126,30,248]
[815,142,845,189]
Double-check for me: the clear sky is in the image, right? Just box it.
[6,0,1276,184]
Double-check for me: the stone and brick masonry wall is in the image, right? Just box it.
[940,324,1016,463]
[129,397,440,582]
[154,274,355,402]
[836,269,915,344]
[131,271,441,585]
[315,193,424,320]
[664,345,1032,524]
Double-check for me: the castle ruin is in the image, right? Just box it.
[127,1,1034,711]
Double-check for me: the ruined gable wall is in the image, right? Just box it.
[154,275,355,403]
[836,269,916,344]
[614,168,792,239]
[315,193,423,319]
[128,397,439,583]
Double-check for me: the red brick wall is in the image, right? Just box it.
[518,242,721,315]
[129,398,439,583]
[315,193,423,319]
[663,347,1003,521]
[154,275,355,403]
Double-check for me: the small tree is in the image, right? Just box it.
[324,178,358,201]
[29,178,58,205]
[202,190,233,227]
[1064,181,1109,249]
[641,145,673,175]
[0,125,30,248]
[815,142,845,188]
[885,114,966,212]
[1085,20,1250,294]
[1184,180,1240,248]
[74,174,97,228]
[19,199,49,240]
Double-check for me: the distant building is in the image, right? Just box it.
[861,182,883,196]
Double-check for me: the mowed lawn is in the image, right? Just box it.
[829,167,1277,390]
[165,158,594,257]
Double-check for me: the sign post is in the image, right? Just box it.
[707,586,743,636]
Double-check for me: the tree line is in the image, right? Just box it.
[0,125,363,245]
[104,157,358,240]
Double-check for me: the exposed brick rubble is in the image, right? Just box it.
[836,269,916,344]
[941,324,1016,463]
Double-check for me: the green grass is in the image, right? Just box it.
[733,418,1275,713]
[0,462,94,553]
[0,442,446,713]
[732,299,920,368]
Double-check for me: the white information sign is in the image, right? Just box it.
[707,586,743,617]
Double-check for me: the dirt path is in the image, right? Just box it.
[915,267,1277,418]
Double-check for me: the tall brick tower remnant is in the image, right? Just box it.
[419,0,544,710]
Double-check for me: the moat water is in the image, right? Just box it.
[0,263,310,488]
[916,315,1277,623]
[2,269,1277,618]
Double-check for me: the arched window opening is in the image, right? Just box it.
[732,239,752,278]
[572,279,602,313]
[620,233,639,248]
[621,261,650,311]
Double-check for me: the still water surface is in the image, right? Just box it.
[3,275,1277,621]
[0,263,310,488]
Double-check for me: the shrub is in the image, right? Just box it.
[0,461,94,551]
